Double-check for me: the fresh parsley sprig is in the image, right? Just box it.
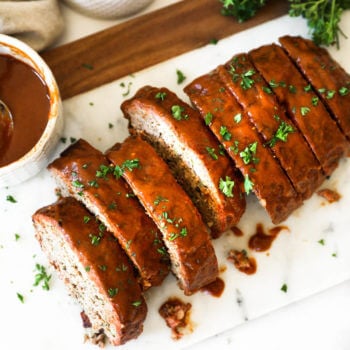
[220,0,350,48]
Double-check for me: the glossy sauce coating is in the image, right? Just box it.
[249,44,348,176]
[219,54,324,200]
[279,35,350,145]
[122,85,246,237]
[107,135,219,295]
[33,197,147,345]
[0,54,50,167]
[48,139,169,289]
[184,70,301,224]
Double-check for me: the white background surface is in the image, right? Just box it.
[1,1,350,349]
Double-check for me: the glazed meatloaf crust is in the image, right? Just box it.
[279,35,350,147]
[218,54,324,200]
[32,197,147,346]
[48,139,170,290]
[249,43,348,176]
[121,85,246,237]
[184,70,302,224]
[106,135,219,295]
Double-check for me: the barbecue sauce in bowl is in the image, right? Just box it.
[0,54,50,167]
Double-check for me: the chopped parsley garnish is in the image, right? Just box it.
[339,86,349,96]
[230,140,239,154]
[176,69,186,84]
[244,174,254,194]
[114,159,140,179]
[155,91,167,101]
[72,180,84,189]
[206,147,219,160]
[318,239,325,245]
[82,63,93,70]
[154,195,169,206]
[108,288,118,297]
[234,113,242,123]
[210,38,219,44]
[14,233,20,241]
[240,69,256,90]
[311,96,319,106]
[267,121,294,147]
[89,233,102,246]
[88,180,99,188]
[220,125,232,141]
[304,84,312,92]
[268,79,280,88]
[219,176,235,197]
[83,216,91,223]
[220,0,267,23]
[132,300,142,307]
[280,283,288,293]
[6,195,17,203]
[204,112,213,125]
[239,141,259,165]
[326,89,336,99]
[98,265,107,271]
[33,264,51,291]
[120,81,132,97]
[17,293,24,303]
[85,266,91,272]
[262,86,272,94]
[108,123,114,129]
[300,106,311,116]
[288,84,297,94]
[96,164,113,179]
[171,105,188,121]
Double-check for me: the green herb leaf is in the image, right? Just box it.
[219,176,235,197]
[280,283,288,293]
[239,141,258,165]
[220,0,267,23]
[155,91,167,101]
[176,69,186,84]
[6,195,17,203]
[206,147,219,160]
[33,264,51,291]
[244,174,254,194]
[300,106,311,116]
[267,121,294,147]
[171,105,188,121]
[204,112,213,125]
[220,125,232,141]
[17,293,24,303]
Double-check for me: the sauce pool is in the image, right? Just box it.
[200,277,225,297]
[0,54,50,167]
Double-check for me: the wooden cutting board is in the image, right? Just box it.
[41,0,289,100]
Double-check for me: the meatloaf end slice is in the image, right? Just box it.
[249,43,348,176]
[279,35,350,151]
[106,135,219,295]
[32,197,147,346]
[121,85,246,237]
[48,139,170,290]
[218,54,324,199]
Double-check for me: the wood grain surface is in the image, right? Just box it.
[41,0,289,100]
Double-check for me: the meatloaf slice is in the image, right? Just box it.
[121,86,246,237]
[279,35,350,148]
[184,70,302,224]
[249,43,348,176]
[106,135,219,295]
[218,54,324,200]
[32,197,147,346]
[48,139,170,290]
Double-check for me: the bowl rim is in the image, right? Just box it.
[0,34,62,182]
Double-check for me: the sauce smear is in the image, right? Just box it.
[200,277,225,297]
[227,249,257,275]
[249,223,289,252]
[0,55,50,167]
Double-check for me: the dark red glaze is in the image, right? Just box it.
[200,277,225,297]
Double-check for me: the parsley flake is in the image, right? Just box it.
[244,174,254,194]
[220,125,232,141]
[176,69,186,84]
[219,176,235,197]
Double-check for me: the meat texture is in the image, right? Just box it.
[184,70,302,224]
[106,135,219,295]
[249,43,348,176]
[48,139,170,290]
[121,85,246,237]
[279,35,350,148]
[218,53,324,199]
[32,197,147,346]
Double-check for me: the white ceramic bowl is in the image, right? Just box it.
[62,0,154,19]
[0,34,63,187]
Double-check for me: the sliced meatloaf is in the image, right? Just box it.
[32,197,147,346]
[48,139,170,290]
[218,54,324,200]
[249,43,348,176]
[279,35,350,148]
[121,85,246,237]
[106,135,219,295]
[184,70,302,224]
